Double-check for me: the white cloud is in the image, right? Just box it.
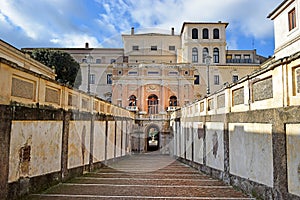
[0,11,12,29]
[0,1,43,39]
[50,33,101,48]
[0,0,103,48]
[227,37,238,50]
[0,12,6,23]
[122,0,282,39]
[0,0,283,54]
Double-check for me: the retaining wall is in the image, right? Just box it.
[171,52,300,199]
[0,57,134,199]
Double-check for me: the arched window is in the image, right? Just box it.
[192,28,198,39]
[129,95,137,106]
[202,48,209,63]
[148,94,158,114]
[202,28,209,39]
[213,28,219,39]
[213,48,219,63]
[169,96,178,106]
[192,47,198,63]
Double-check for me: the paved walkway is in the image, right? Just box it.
[27,154,254,200]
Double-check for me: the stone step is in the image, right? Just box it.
[26,154,254,200]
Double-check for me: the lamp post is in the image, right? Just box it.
[205,55,212,95]
[86,54,93,94]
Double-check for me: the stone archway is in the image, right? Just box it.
[145,124,160,152]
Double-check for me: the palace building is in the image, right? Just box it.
[22,21,267,152]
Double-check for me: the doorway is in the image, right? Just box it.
[146,124,160,151]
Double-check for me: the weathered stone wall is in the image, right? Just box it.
[229,123,273,187]
[286,124,300,197]
[232,87,244,105]
[252,77,273,102]
[0,56,134,200]
[174,108,300,200]
[171,53,300,200]
[0,106,133,200]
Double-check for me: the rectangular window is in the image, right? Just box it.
[244,54,251,63]
[226,54,232,59]
[169,46,175,51]
[244,54,250,59]
[82,58,87,63]
[107,74,112,84]
[232,75,238,83]
[234,55,241,63]
[235,55,241,59]
[128,71,138,75]
[110,59,116,64]
[192,54,198,63]
[90,74,95,84]
[132,45,139,51]
[117,100,122,107]
[151,46,157,51]
[148,71,159,75]
[194,75,200,85]
[208,99,214,110]
[214,75,220,85]
[95,59,101,64]
[213,54,219,63]
[169,71,178,75]
[226,54,233,63]
[289,8,296,31]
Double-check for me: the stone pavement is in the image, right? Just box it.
[26,154,255,200]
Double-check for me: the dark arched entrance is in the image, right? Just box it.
[145,124,160,151]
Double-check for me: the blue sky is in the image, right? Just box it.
[0,0,282,57]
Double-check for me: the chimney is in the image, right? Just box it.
[171,27,174,35]
[131,27,134,35]
[85,42,89,48]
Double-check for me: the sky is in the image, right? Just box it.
[0,0,283,58]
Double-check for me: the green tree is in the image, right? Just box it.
[30,49,82,88]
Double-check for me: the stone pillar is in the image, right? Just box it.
[272,110,288,199]
[120,119,124,156]
[61,111,71,181]
[223,114,230,184]
[0,105,12,200]
[203,124,207,166]
[89,114,94,171]
[141,84,145,113]
[178,121,181,157]
[160,84,164,113]
[191,127,194,162]
[114,120,117,158]
[104,119,108,164]
[125,120,128,155]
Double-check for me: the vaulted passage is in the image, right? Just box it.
[26,154,253,200]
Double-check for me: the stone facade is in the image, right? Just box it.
[252,77,273,102]
[268,0,300,59]
[0,45,134,200]
[170,8,300,196]
[21,22,266,153]
[171,51,300,199]
[22,22,265,107]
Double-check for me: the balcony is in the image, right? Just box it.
[126,106,139,112]
[167,106,180,112]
